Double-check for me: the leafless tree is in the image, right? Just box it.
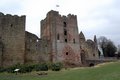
[98,36,117,57]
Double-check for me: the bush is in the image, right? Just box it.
[6,64,34,73]
[51,62,62,71]
[6,64,20,73]
[0,63,49,73]
[34,63,48,71]
[0,67,5,73]
[19,64,33,73]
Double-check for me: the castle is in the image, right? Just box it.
[0,10,99,67]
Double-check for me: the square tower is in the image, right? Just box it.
[41,10,81,65]
[0,13,25,67]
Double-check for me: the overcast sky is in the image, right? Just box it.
[0,0,120,45]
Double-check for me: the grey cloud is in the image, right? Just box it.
[81,0,120,45]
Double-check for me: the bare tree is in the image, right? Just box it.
[98,36,117,57]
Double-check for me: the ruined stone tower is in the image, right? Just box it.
[79,31,99,65]
[0,12,25,67]
[41,10,81,65]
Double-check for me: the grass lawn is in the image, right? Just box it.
[0,61,120,80]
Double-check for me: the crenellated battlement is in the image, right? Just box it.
[43,10,77,21]
[47,10,59,16]
[0,12,26,28]
[67,14,77,18]
[0,12,25,18]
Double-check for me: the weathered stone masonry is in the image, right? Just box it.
[79,32,99,65]
[0,12,25,67]
[0,10,99,67]
[41,11,81,65]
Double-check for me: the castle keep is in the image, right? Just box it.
[41,11,81,65]
[0,10,99,67]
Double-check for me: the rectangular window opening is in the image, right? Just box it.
[64,29,67,35]
[73,39,75,43]
[66,52,68,55]
[57,34,60,40]
[65,39,67,43]
[63,22,67,27]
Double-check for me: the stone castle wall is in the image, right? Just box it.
[0,13,25,67]
[86,39,99,60]
[0,40,3,66]
[79,32,99,65]
[0,10,99,67]
[25,31,50,64]
[25,31,40,63]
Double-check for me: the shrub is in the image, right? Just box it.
[5,64,21,73]
[0,63,49,73]
[51,62,62,71]
[6,64,19,73]
[19,64,33,73]
[34,63,48,71]
[6,64,34,73]
[0,67,5,73]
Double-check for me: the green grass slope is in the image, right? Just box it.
[0,61,120,80]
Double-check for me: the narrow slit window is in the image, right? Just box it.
[63,22,67,27]
[73,39,75,43]
[10,24,13,27]
[64,29,67,35]
[57,34,60,40]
